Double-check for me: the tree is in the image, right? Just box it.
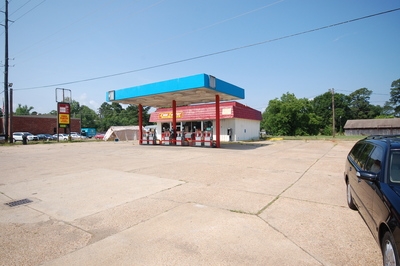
[348,88,377,119]
[262,93,321,136]
[15,104,34,115]
[70,100,81,117]
[312,91,351,134]
[49,110,57,116]
[389,78,400,116]
[80,105,98,128]
[96,102,152,132]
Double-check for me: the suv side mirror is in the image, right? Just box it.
[356,171,378,182]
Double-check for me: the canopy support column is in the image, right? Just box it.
[139,104,143,145]
[172,100,177,145]
[215,94,220,148]
[172,100,177,131]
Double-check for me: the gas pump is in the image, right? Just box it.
[195,131,203,146]
[148,131,155,145]
[163,131,170,145]
[204,131,212,147]
[176,131,183,146]
[142,131,149,145]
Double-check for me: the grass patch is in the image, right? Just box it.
[265,135,365,141]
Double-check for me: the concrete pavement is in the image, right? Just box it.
[0,140,381,265]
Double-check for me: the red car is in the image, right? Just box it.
[94,133,105,140]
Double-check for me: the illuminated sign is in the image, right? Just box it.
[159,112,183,119]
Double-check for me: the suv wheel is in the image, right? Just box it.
[346,182,357,210]
[382,231,399,266]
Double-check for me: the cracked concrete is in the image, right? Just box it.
[0,140,381,265]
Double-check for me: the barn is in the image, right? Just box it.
[344,118,400,136]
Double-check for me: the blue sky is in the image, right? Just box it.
[1,0,399,114]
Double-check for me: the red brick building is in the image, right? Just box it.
[1,115,81,135]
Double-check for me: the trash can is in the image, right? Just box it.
[22,135,28,145]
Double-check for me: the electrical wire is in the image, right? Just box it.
[149,0,284,47]
[11,0,152,60]
[10,0,46,23]
[10,0,32,16]
[15,7,400,91]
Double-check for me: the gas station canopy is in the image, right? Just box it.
[106,73,245,107]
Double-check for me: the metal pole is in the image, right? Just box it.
[9,87,12,143]
[331,88,335,138]
[3,0,9,141]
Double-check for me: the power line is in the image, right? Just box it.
[10,0,32,16]
[15,7,400,91]
[149,0,284,48]
[10,0,46,23]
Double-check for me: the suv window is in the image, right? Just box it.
[357,143,374,170]
[365,146,383,173]
[349,142,365,164]
[390,151,400,183]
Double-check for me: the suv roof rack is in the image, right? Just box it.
[366,135,400,140]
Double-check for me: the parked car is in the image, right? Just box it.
[53,133,69,141]
[12,132,38,142]
[37,134,55,141]
[94,133,105,140]
[70,132,86,140]
[344,135,400,265]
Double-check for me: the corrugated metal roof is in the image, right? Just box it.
[344,118,400,129]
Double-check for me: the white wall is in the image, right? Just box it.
[155,118,260,142]
[216,118,260,141]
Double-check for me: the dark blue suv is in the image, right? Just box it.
[345,135,400,265]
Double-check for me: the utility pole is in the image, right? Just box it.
[331,88,335,138]
[1,0,9,141]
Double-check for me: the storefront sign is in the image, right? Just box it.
[159,112,183,119]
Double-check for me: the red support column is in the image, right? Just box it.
[172,100,177,132]
[215,94,220,148]
[172,100,177,145]
[139,104,143,145]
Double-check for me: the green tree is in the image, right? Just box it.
[262,93,321,136]
[80,105,98,128]
[348,88,378,119]
[389,78,400,116]
[312,91,351,134]
[49,110,57,116]
[70,100,81,117]
[15,104,34,115]
[378,101,395,118]
[97,102,152,131]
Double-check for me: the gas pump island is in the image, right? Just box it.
[106,74,245,148]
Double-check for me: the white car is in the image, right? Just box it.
[53,133,69,141]
[12,132,39,142]
[70,132,86,140]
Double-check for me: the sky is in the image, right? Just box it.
[1,0,399,114]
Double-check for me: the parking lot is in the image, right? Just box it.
[0,140,381,265]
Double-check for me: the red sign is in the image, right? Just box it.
[58,103,70,114]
